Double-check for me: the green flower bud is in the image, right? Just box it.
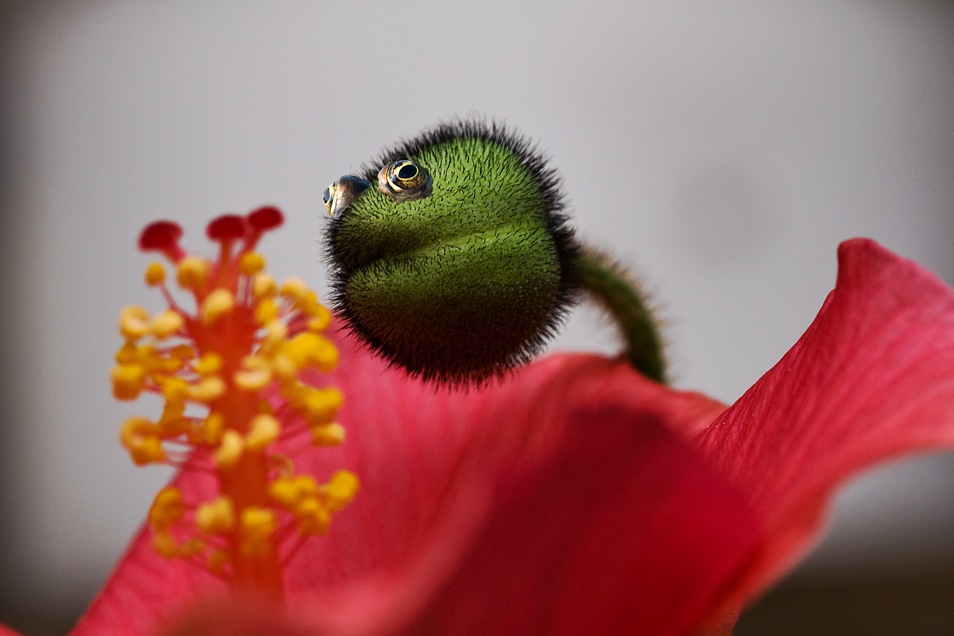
[324,120,580,384]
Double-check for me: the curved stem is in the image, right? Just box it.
[573,249,667,384]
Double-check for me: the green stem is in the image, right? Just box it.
[573,249,667,384]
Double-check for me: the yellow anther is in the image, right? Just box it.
[213,430,244,469]
[128,437,165,466]
[178,538,205,558]
[121,416,166,465]
[136,345,181,376]
[149,487,185,532]
[176,256,210,290]
[295,498,330,535]
[268,478,297,508]
[271,353,298,381]
[285,332,330,369]
[239,252,266,276]
[254,298,279,326]
[160,376,191,402]
[119,306,151,340]
[323,470,360,512]
[313,339,339,372]
[157,399,188,435]
[208,549,229,573]
[154,356,184,374]
[202,411,225,445]
[194,352,223,376]
[150,309,184,339]
[120,415,155,439]
[240,507,276,556]
[307,305,332,332]
[292,475,319,498]
[145,262,166,286]
[115,342,138,364]
[111,364,147,401]
[278,332,339,373]
[311,422,346,446]
[245,414,280,451]
[268,475,318,508]
[188,376,226,403]
[279,277,309,302]
[151,532,178,559]
[195,496,236,535]
[200,288,235,325]
[251,272,277,298]
[234,355,272,391]
[297,387,344,424]
[295,290,320,314]
[135,344,160,366]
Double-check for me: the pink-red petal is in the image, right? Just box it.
[379,404,760,636]
[74,334,732,635]
[697,238,954,608]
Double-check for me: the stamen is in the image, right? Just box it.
[196,496,236,535]
[120,417,165,465]
[145,262,166,286]
[111,364,147,401]
[252,273,277,299]
[239,252,266,276]
[246,414,280,450]
[200,289,235,325]
[119,306,151,340]
[214,430,245,469]
[234,356,272,391]
[240,507,276,556]
[114,207,358,598]
[311,422,345,446]
[188,376,227,402]
[151,310,184,339]
[194,352,224,376]
[177,256,211,290]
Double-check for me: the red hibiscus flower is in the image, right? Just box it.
[17,211,954,636]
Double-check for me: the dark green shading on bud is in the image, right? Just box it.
[325,120,579,384]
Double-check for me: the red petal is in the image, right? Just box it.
[378,405,760,636]
[74,335,734,635]
[269,342,749,636]
[696,238,954,607]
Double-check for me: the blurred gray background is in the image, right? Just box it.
[0,1,952,634]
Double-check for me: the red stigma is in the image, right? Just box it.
[247,206,284,231]
[245,206,284,251]
[206,215,246,241]
[139,221,186,262]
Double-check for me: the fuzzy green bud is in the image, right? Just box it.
[324,120,580,384]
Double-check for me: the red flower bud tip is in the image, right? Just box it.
[112,208,356,599]
[139,221,186,263]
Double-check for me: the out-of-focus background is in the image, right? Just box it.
[0,1,951,634]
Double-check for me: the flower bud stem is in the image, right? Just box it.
[574,250,667,384]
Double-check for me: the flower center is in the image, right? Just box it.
[111,207,358,599]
